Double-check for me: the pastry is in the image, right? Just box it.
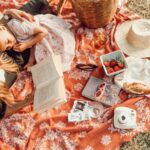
[123,82,150,95]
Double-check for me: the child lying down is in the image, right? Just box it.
[0,9,75,71]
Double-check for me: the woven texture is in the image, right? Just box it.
[127,0,150,19]
[71,0,118,28]
[120,132,150,150]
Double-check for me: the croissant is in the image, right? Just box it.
[123,82,150,95]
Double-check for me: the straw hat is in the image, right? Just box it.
[115,19,150,58]
[127,0,150,19]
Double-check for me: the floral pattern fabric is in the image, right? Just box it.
[0,0,149,150]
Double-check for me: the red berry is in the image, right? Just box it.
[110,59,117,67]
[104,61,110,67]
[114,65,121,71]
[107,67,114,74]
[118,62,124,68]
[119,90,128,100]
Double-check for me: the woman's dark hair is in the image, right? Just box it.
[0,100,6,119]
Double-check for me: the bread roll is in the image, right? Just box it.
[123,82,150,94]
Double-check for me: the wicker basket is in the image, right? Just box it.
[71,0,118,28]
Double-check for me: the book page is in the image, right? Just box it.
[31,55,63,88]
[34,77,67,112]
[34,99,65,113]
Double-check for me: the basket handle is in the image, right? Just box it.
[57,0,67,15]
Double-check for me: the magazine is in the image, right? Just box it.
[82,76,105,102]
[82,76,121,106]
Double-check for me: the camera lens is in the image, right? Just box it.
[121,115,126,120]
[118,114,127,124]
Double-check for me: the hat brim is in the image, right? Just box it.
[115,20,150,58]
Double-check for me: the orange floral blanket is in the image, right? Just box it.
[0,1,150,150]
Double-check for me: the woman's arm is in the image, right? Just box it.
[4,9,34,22]
[13,26,48,52]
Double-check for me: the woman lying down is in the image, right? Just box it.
[0,9,75,117]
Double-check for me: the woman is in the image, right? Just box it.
[0,0,69,118]
[0,2,75,118]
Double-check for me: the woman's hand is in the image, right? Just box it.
[13,43,29,52]
[4,9,34,22]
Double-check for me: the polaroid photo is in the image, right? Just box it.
[71,100,88,113]
[68,112,90,122]
[68,112,82,122]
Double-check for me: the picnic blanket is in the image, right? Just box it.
[0,0,150,150]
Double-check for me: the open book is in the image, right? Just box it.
[31,55,67,112]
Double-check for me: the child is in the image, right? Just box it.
[3,0,55,69]
[0,9,75,71]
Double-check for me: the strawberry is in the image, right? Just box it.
[104,61,110,67]
[118,62,124,68]
[110,59,117,67]
[107,67,114,74]
[114,65,121,71]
